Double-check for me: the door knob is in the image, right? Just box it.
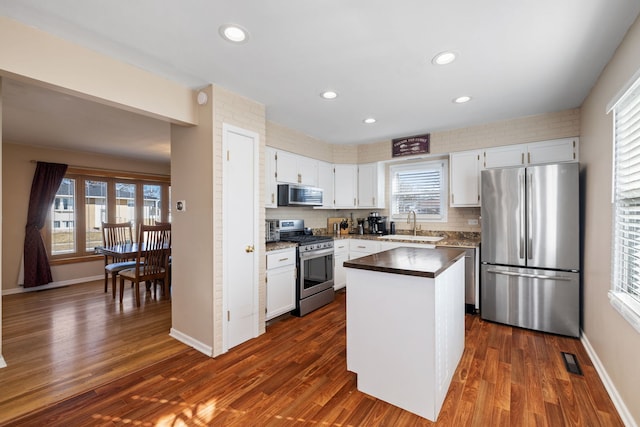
[245,245,255,253]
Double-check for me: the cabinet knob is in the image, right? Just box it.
[245,245,255,253]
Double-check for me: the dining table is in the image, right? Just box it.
[97,242,171,260]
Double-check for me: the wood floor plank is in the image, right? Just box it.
[1,284,625,426]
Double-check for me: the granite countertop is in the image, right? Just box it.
[343,246,466,279]
[266,241,298,251]
[324,231,480,248]
[266,231,480,252]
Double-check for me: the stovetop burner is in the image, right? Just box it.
[276,219,334,250]
[283,234,333,244]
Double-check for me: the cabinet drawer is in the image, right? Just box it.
[267,249,296,269]
[334,240,349,254]
[349,239,380,253]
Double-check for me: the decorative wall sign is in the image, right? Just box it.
[392,133,430,157]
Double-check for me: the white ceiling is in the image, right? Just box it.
[1,1,640,163]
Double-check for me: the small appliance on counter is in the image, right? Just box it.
[367,215,388,235]
[266,219,280,242]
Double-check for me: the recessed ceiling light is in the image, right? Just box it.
[363,117,376,124]
[219,24,249,43]
[453,96,472,104]
[321,91,338,100]
[432,51,457,65]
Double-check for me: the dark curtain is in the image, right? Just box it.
[23,162,68,288]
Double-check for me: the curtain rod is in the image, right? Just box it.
[29,160,170,180]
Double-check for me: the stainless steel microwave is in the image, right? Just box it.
[277,184,323,206]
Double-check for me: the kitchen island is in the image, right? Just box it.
[344,247,466,421]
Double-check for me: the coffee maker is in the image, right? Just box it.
[367,214,388,235]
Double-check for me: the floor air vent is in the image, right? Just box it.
[561,352,583,375]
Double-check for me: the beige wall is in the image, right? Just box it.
[170,86,215,353]
[171,84,266,357]
[0,16,196,126]
[268,109,580,234]
[1,142,170,294]
[580,15,640,425]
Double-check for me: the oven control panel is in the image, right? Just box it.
[299,241,334,252]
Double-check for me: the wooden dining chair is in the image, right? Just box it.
[118,224,171,306]
[102,221,136,298]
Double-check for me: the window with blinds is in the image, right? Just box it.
[390,160,448,221]
[611,75,640,333]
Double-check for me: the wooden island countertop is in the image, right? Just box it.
[343,246,465,278]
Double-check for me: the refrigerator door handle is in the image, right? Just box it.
[527,172,533,259]
[519,172,526,259]
[486,268,573,281]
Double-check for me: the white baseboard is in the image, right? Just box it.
[0,355,7,369]
[170,328,213,357]
[581,332,638,427]
[2,275,103,296]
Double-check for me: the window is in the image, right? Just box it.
[51,178,76,255]
[45,169,170,261]
[611,74,640,333]
[389,160,448,222]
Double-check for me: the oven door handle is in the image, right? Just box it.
[299,247,334,260]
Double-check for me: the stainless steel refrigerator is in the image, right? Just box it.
[480,163,580,337]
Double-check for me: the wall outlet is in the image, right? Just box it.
[176,200,186,212]
[468,219,479,225]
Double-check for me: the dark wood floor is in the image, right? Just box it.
[2,283,623,426]
[0,280,186,425]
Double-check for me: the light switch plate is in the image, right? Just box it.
[468,219,479,225]
[176,200,186,212]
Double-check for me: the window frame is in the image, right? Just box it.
[610,73,640,334]
[45,167,170,264]
[388,158,448,223]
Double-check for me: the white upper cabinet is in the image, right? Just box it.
[358,162,385,208]
[317,161,335,208]
[265,147,278,208]
[527,137,579,165]
[450,150,482,207]
[276,150,319,186]
[334,164,358,208]
[483,144,527,169]
[483,138,579,169]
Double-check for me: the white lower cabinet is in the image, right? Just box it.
[333,240,349,290]
[266,247,296,320]
[349,239,381,259]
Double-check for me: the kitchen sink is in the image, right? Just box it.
[378,235,444,243]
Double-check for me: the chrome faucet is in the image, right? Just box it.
[407,210,417,236]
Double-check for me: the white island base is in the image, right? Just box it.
[345,251,465,421]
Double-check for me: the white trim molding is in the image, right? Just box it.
[0,356,7,369]
[2,275,103,296]
[581,332,638,427]
[169,328,213,357]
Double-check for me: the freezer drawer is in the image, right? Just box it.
[480,265,580,337]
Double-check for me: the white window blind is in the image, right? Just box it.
[390,160,447,221]
[611,75,640,333]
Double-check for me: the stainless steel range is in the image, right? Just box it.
[279,219,334,316]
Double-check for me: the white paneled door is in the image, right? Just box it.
[222,124,260,351]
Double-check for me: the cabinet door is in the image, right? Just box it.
[266,267,296,320]
[317,161,334,208]
[334,251,349,290]
[358,162,385,208]
[334,164,358,208]
[265,147,278,208]
[483,144,526,169]
[276,150,300,184]
[527,138,579,165]
[450,150,481,207]
[298,156,319,186]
